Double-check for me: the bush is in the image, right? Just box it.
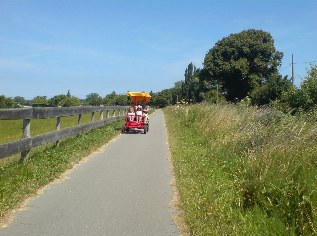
[0,95,16,109]
[276,64,317,113]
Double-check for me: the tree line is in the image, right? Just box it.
[2,29,316,112]
[0,91,131,109]
[150,29,317,114]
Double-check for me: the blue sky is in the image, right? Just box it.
[1,0,316,99]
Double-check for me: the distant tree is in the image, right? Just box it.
[275,65,317,112]
[67,90,71,98]
[86,93,102,106]
[0,95,15,108]
[113,94,129,105]
[103,91,116,105]
[14,96,25,105]
[102,91,126,106]
[49,94,67,107]
[32,96,49,106]
[103,92,129,106]
[182,63,200,103]
[58,96,80,107]
[148,91,155,107]
[152,89,173,108]
[204,29,283,101]
[301,64,317,106]
[171,81,184,104]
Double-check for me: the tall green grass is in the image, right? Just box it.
[164,104,317,235]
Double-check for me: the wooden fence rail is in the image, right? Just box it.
[0,106,129,160]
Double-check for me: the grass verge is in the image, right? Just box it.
[0,120,123,223]
[164,104,317,235]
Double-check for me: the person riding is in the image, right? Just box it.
[136,105,143,123]
[127,106,135,121]
[143,105,149,124]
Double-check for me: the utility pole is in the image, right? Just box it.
[291,54,294,85]
[216,84,219,105]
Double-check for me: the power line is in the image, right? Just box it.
[303,61,317,64]
[288,61,317,65]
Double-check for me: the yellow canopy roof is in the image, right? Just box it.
[127,91,151,104]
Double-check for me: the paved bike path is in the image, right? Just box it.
[0,110,178,236]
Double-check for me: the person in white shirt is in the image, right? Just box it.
[136,106,142,123]
[127,107,135,121]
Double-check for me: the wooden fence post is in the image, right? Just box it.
[56,117,61,129]
[21,118,31,161]
[91,112,95,122]
[56,117,61,147]
[78,114,82,125]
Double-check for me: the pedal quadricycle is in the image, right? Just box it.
[122,91,151,134]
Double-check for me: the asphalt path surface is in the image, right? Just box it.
[0,110,178,236]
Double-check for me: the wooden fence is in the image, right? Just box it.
[0,106,128,160]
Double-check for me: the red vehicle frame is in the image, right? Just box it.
[121,92,151,134]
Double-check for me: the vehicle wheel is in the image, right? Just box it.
[121,125,125,133]
[144,124,148,133]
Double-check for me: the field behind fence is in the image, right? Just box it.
[0,106,128,160]
[0,113,101,144]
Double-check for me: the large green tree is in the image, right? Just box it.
[204,29,283,101]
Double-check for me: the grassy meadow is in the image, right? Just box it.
[164,104,317,235]
[0,113,101,144]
